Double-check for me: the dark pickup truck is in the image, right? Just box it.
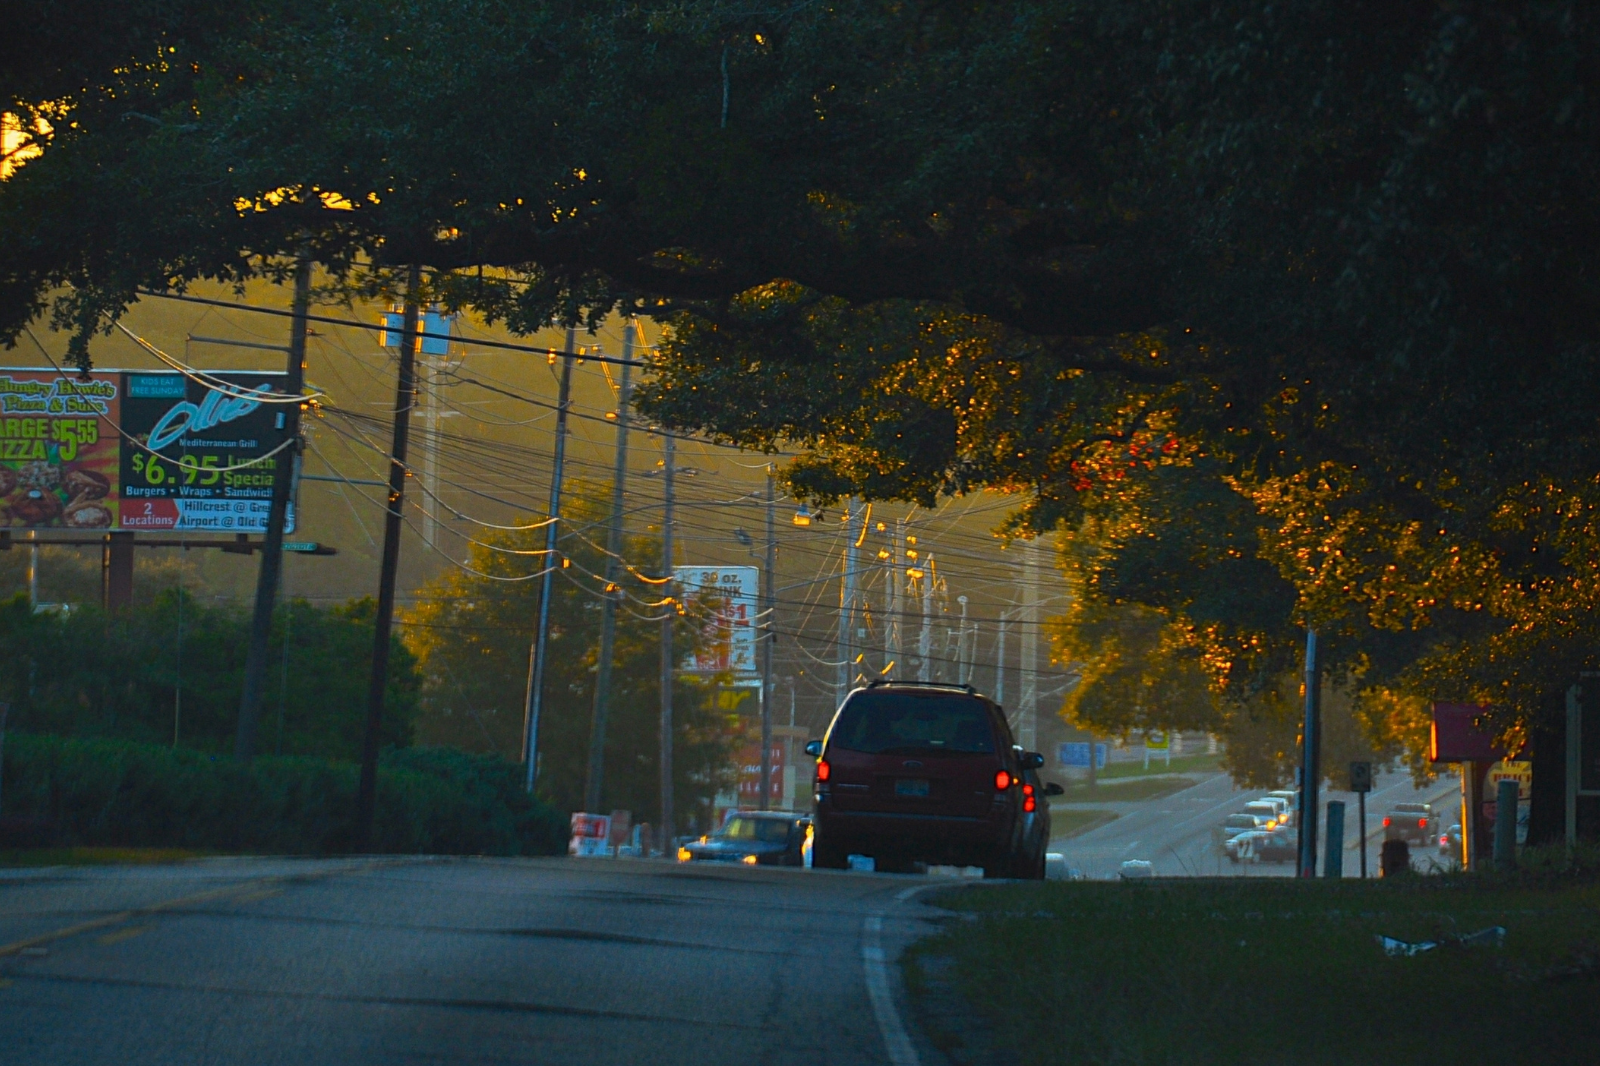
[1383,802,1433,845]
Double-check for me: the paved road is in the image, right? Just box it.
[1,857,948,1065]
[1051,768,1463,878]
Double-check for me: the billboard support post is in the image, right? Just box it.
[235,253,311,762]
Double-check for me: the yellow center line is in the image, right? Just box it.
[0,858,409,959]
[96,924,152,946]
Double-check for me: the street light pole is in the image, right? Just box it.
[760,467,776,809]
[658,431,676,843]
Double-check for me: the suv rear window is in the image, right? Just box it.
[830,691,997,755]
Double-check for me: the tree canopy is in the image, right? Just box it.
[5,0,1598,775]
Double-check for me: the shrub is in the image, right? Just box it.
[0,733,566,856]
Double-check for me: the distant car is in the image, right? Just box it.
[1225,830,1265,863]
[1223,813,1274,840]
[1255,828,1298,863]
[1438,822,1463,856]
[1013,766,1065,879]
[1241,801,1283,829]
[1384,802,1433,845]
[1265,791,1300,827]
[808,681,1034,876]
[1253,795,1290,822]
[677,811,810,866]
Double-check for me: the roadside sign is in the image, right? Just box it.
[1349,761,1373,793]
[1059,742,1107,769]
[1144,731,1169,750]
[1486,759,1532,802]
[675,566,760,677]
[568,812,611,857]
[1,367,296,533]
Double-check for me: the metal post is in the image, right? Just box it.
[885,519,902,680]
[955,596,970,685]
[760,467,776,809]
[1567,684,1582,849]
[584,323,634,814]
[1297,629,1322,877]
[523,330,577,792]
[1324,800,1345,879]
[659,432,676,843]
[1020,540,1040,751]
[237,252,311,762]
[1358,790,1367,879]
[356,263,422,850]
[0,701,9,817]
[27,535,38,610]
[174,550,183,747]
[1494,779,1519,869]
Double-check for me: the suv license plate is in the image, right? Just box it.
[895,778,930,798]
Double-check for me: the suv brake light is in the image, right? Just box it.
[1418,818,1427,828]
[1382,816,1391,827]
[816,760,831,783]
[994,770,1012,791]
[1023,782,1035,812]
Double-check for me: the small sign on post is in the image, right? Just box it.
[1350,761,1373,879]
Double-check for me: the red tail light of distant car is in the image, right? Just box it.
[994,770,1012,791]
[816,760,831,783]
[1022,782,1036,813]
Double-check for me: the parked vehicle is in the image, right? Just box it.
[1223,813,1274,840]
[1014,765,1066,879]
[1383,802,1433,845]
[677,811,810,866]
[807,681,1034,876]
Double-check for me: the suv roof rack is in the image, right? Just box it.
[865,679,977,695]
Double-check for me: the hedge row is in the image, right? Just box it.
[0,733,567,856]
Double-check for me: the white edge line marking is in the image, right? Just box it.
[864,882,945,1066]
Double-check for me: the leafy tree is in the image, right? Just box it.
[403,483,736,832]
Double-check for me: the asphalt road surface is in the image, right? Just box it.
[1053,768,1463,878]
[1,857,948,1066]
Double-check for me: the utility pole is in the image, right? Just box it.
[584,322,634,814]
[956,596,970,685]
[1297,629,1322,877]
[1019,540,1040,751]
[522,328,578,793]
[356,263,421,849]
[760,467,776,809]
[836,498,860,706]
[917,554,934,682]
[886,518,904,680]
[658,431,676,844]
[237,251,311,763]
[26,533,38,609]
[995,609,1007,706]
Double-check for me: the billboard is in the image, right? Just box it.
[0,368,295,532]
[674,565,759,676]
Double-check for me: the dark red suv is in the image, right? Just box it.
[806,681,1040,876]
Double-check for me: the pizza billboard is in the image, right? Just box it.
[0,368,295,532]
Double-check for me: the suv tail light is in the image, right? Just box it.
[1022,782,1036,813]
[1382,816,1391,827]
[1418,818,1427,828]
[816,760,831,783]
[994,770,1012,791]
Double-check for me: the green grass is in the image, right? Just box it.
[1049,809,1119,839]
[907,854,1600,1065]
[1056,775,1197,803]
[0,846,210,868]
[1088,752,1223,779]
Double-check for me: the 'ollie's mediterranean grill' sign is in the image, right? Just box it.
[0,368,296,532]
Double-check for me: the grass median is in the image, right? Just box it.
[905,852,1600,1065]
